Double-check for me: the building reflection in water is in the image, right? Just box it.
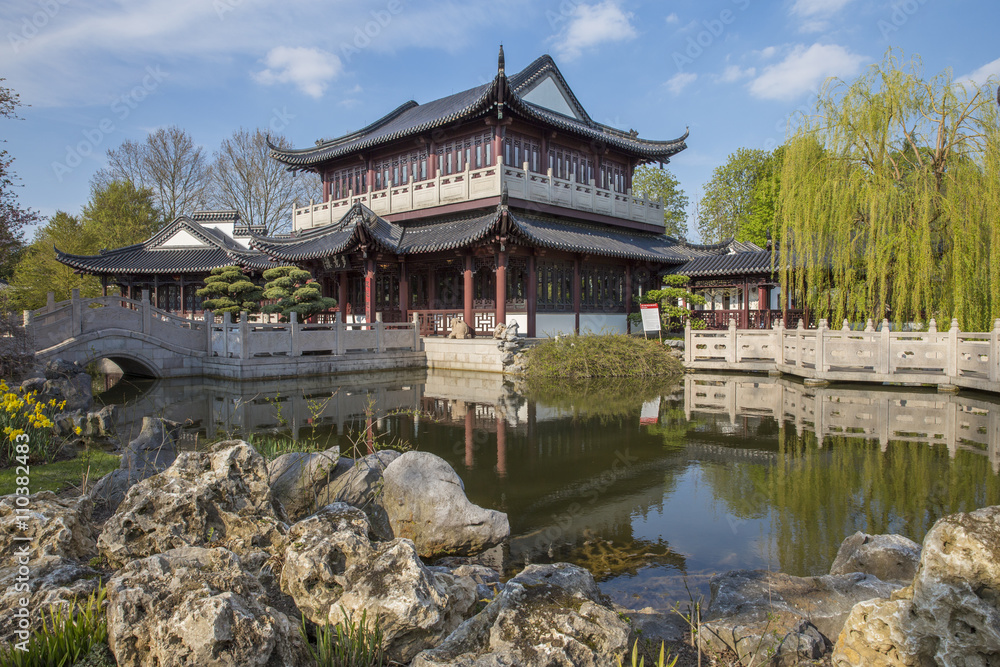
[96,369,1000,609]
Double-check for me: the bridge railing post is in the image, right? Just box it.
[204,310,214,355]
[817,318,828,373]
[947,318,960,381]
[376,312,384,353]
[684,319,692,364]
[990,319,1000,384]
[728,317,737,363]
[412,312,420,351]
[239,311,249,359]
[223,311,231,358]
[141,289,151,335]
[290,311,300,357]
[70,288,82,336]
[46,292,55,314]
[775,318,785,366]
[879,319,891,375]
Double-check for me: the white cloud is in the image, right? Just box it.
[748,43,866,101]
[665,72,697,95]
[756,46,779,60]
[790,0,854,16]
[958,57,1000,87]
[253,46,341,98]
[665,12,679,24]
[719,65,756,83]
[552,1,638,62]
[789,0,854,32]
[2,0,530,107]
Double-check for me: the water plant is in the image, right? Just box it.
[524,334,683,380]
[617,639,678,667]
[300,606,386,667]
[0,587,108,667]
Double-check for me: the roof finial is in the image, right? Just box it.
[500,184,509,208]
[498,44,505,75]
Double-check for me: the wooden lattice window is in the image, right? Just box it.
[581,264,625,313]
[329,164,368,200]
[548,144,594,184]
[537,260,574,311]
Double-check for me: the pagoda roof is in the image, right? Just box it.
[56,214,281,275]
[269,50,687,170]
[668,248,774,278]
[250,201,739,265]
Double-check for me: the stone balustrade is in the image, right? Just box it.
[25,290,423,379]
[685,316,1000,394]
[292,158,665,231]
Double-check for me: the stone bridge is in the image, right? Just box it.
[26,290,423,380]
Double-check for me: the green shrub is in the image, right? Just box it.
[0,587,108,667]
[524,334,683,379]
[300,606,385,667]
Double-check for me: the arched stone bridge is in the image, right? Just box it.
[28,292,210,378]
[25,290,424,380]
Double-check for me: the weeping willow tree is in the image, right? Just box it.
[777,50,1000,329]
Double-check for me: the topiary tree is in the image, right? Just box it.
[633,274,706,332]
[196,265,264,315]
[261,266,336,322]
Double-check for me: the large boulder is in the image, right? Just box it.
[0,493,101,643]
[98,441,287,568]
[0,492,97,561]
[280,502,479,663]
[106,546,309,667]
[834,506,1000,665]
[412,563,631,667]
[314,449,400,539]
[36,358,94,412]
[91,417,182,516]
[382,451,509,558]
[830,532,921,584]
[699,569,900,663]
[267,445,341,521]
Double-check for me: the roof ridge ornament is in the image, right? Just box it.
[498,44,505,75]
[500,184,509,209]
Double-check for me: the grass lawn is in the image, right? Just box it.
[0,449,120,495]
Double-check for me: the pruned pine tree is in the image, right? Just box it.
[261,266,336,321]
[196,266,263,315]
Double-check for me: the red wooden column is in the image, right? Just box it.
[496,415,507,478]
[758,284,768,327]
[495,249,507,326]
[573,256,581,335]
[527,253,537,337]
[427,266,437,309]
[338,274,348,322]
[398,259,409,322]
[365,258,376,323]
[624,263,632,334]
[464,406,475,469]
[463,253,474,330]
[429,143,438,178]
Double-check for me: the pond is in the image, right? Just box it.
[94,368,1000,611]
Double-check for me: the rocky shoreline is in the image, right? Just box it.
[2,361,999,665]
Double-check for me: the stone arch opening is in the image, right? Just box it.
[87,353,160,379]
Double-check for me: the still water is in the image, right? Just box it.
[96,369,1000,611]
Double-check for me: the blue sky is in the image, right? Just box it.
[2,0,998,242]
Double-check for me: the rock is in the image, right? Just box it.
[502,341,519,353]
[382,451,509,558]
[83,404,119,442]
[106,546,309,667]
[98,441,287,568]
[91,417,182,516]
[699,569,900,663]
[448,318,473,339]
[504,320,519,341]
[830,532,921,584]
[267,445,341,521]
[314,449,399,539]
[280,503,477,663]
[834,505,1000,665]
[0,556,103,644]
[412,563,631,667]
[0,492,97,561]
[772,619,832,666]
[43,358,85,380]
[492,323,506,339]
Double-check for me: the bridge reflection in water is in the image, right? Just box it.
[685,374,1000,472]
[97,370,1000,610]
